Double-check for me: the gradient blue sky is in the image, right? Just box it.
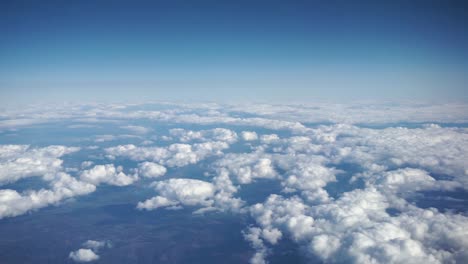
[1,0,467,104]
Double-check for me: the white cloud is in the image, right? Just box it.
[211,169,244,212]
[69,239,111,262]
[120,125,151,134]
[137,174,244,213]
[81,161,94,169]
[94,134,141,143]
[260,134,279,144]
[2,102,468,263]
[82,240,110,251]
[137,196,180,210]
[243,227,269,264]
[311,124,468,188]
[80,164,137,186]
[105,141,229,167]
[241,131,258,141]
[169,128,238,143]
[69,249,99,262]
[213,152,277,184]
[0,172,96,219]
[275,154,337,203]
[0,145,80,185]
[152,178,215,207]
[138,162,167,178]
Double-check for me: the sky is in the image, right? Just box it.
[1,0,467,104]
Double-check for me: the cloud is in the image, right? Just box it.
[81,161,94,169]
[82,240,110,251]
[1,102,468,263]
[259,134,280,144]
[310,124,468,188]
[243,227,269,264]
[0,172,96,219]
[169,128,238,143]
[69,240,111,263]
[0,145,80,185]
[137,195,180,210]
[241,131,258,141]
[69,249,99,262]
[138,179,215,211]
[94,134,141,143]
[105,141,229,167]
[120,125,151,134]
[213,152,277,184]
[245,178,468,263]
[80,164,137,186]
[138,162,167,178]
[137,175,244,213]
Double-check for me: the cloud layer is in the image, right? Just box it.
[1,102,467,263]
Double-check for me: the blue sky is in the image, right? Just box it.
[1,0,467,104]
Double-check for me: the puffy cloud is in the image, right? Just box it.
[304,187,468,263]
[138,179,215,210]
[105,141,229,167]
[153,179,215,206]
[81,161,94,169]
[137,196,180,210]
[313,124,468,188]
[243,227,269,264]
[138,175,244,213]
[2,102,468,263]
[260,134,279,144]
[246,182,468,264]
[138,162,167,178]
[69,249,99,262]
[69,240,111,262]
[213,152,277,184]
[80,164,137,186]
[0,145,80,185]
[82,240,110,251]
[245,195,312,263]
[275,154,338,203]
[211,169,244,212]
[0,172,96,219]
[241,131,258,141]
[169,128,237,143]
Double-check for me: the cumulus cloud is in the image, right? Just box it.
[245,177,468,264]
[2,102,468,263]
[69,249,99,262]
[138,179,215,211]
[0,145,80,185]
[213,152,277,184]
[138,162,167,178]
[309,124,468,188]
[137,175,244,213]
[259,134,280,144]
[0,172,96,219]
[105,141,229,167]
[169,128,237,143]
[241,131,258,141]
[80,164,137,186]
[81,161,94,169]
[137,196,180,210]
[69,240,111,262]
[82,240,111,251]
